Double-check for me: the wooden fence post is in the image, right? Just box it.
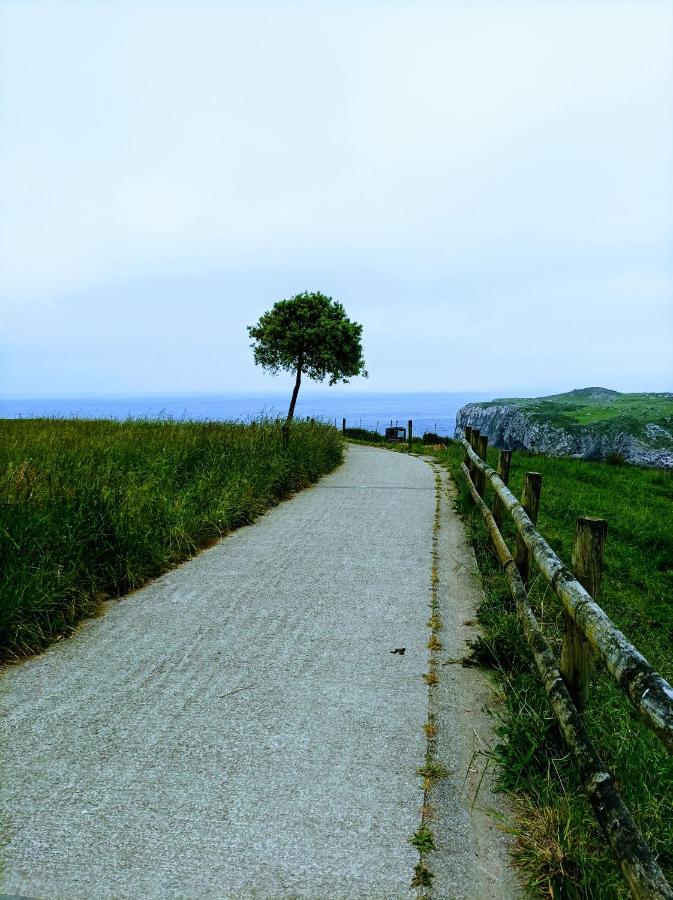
[476,434,488,497]
[514,472,542,584]
[561,517,608,711]
[282,424,289,449]
[342,417,346,435]
[469,428,480,481]
[408,419,413,448]
[464,426,473,481]
[493,450,512,528]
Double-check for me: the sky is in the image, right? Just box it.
[1,0,672,398]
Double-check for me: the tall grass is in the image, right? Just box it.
[0,417,343,660]
[414,441,673,896]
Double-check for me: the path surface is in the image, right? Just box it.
[428,469,519,899]
[1,444,516,899]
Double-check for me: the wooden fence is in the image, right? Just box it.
[461,426,673,900]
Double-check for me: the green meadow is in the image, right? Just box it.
[433,441,673,897]
[481,388,673,445]
[349,427,673,894]
[0,418,343,660]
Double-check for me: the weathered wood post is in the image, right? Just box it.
[408,419,413,448]
[463,427,473,486]
[476,434,488,497]
[561,517,608,710]
[342,417,346,436]
[469,428,480,482]
[514,472,542,584]
[493,450,512,528]
[282,424,289,449]
[464,425,473,461]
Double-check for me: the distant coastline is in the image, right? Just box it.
[455,387,673,468]
[0,391,499,438]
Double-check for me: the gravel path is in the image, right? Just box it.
[1,445,433,899]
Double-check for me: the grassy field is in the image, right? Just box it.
[424,440,673,897]
[477,388,673,447]
[347,431,672,894]
[555,393,673,426]
[0,418,343,661]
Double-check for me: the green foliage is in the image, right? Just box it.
[0,417,343,660]
[344,426,385,443]
[417,759,449,781]
[404,439,673,896]
[473,388,673,447]
[410,824,436,853]
[411,862,434,888]
[422,432,448,445]
[248,291,366,386]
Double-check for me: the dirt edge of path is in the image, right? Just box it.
[417,462,521,899]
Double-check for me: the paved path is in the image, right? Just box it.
[1,444,517,899]
[428,469,519,899]
[1,446,434,899]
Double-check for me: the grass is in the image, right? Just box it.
[416,439,673,897]
[410,823,436,853]
[556,394,673,427]
[473,388,673,446]
[411,465,445,892]
[0,417,343,661]
[417,759,449,782]
[347,432,673,895]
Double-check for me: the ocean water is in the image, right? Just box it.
[0,391,497,438]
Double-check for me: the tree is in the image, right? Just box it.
[248,291,367,426]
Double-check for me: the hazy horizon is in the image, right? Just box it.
[3,384,661,401]
[1,1,672,397]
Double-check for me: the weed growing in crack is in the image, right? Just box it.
[428,633,443,651]
[417,759,449,782]
[411,862,435,889]
[410,823,436,853]
[423,721,437,739]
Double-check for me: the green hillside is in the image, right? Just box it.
[486,388,673,437]
[463,389,673,464]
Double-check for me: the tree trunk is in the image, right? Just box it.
[285,355,303,425]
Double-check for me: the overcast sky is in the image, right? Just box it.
[1,0,672,398]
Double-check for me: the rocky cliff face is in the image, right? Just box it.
[454,403,673,469]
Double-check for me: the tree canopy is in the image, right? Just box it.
[248,291,367,423]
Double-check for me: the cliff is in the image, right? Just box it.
[454,388,673,469]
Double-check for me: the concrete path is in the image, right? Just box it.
[427,469,519,899]
[0,444,516,899]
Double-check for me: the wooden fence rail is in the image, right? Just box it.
[462,438,673,749]
[460,435,673,900]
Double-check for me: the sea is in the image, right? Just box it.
[0,391,499,439]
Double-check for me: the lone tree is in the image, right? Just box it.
[248,291,367,426]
